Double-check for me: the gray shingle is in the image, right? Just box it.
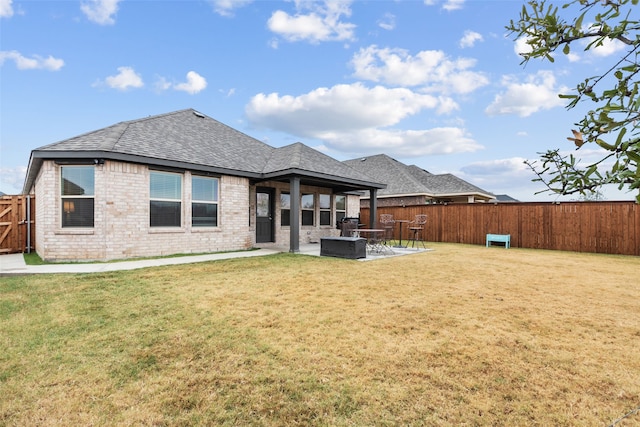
[26,109,385,191]
[266,143,381,184]
[344,154,494,198]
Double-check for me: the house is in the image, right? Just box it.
[22,109,385,261]
[343,154,495,207]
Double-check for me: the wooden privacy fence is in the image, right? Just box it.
[360,201,640,256]
[0,195,35,255]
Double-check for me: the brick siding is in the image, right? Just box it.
[32,160,360,261]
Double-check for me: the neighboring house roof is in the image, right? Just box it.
[494,194,519,202]
[343,154,495,200]
[23,109,385,193]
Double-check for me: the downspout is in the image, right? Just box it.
[26,195,31,253]
[289,176,300,253]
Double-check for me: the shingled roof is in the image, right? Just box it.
[24,109,384,193]
[343,154,494,200]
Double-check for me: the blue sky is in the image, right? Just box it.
[0,0,635,201]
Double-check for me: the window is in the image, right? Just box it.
[280,193,290,226]
[319,194,331,226]
[192,176,218,227]
[150,171,182,227]
[61,166,94,227]
[301,193,314,226]
[335,195,346,224]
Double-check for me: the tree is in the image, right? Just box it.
[507,0,640,202]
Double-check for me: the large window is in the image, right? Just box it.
[280,193,290,226]
[335,195,346,224]
[319,194,331,226]
[301,193,314,226]
[192,176,218,227]
[150,171,182,227]
[61,166,94,227]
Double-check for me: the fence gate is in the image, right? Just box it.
[0,195,35,254]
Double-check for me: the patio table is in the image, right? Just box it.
[394,220,410,248]
[357,229,393,255]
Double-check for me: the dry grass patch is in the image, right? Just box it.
[1,243,639,426]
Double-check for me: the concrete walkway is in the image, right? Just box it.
[0,248,283,275]
[0,244,428,275]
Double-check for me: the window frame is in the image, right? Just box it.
[335,194,347,225]
[319,193,331,226]
[301,193,315,226]
[191,175,219,227]
[280,192,291,226]
[150,170,183,228]
[60,165,95,228]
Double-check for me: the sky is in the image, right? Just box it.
[0,0,636,201]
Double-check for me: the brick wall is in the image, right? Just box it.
[31,160,361,261]
[33,160,252,261]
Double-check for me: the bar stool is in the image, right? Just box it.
[408,214,427,248]
[379,214,395,244]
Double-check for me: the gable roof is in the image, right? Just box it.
[262,142,378,186]
[343,154,495,200]
[24,109,384,193]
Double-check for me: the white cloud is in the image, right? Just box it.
[174,71,207,94]
[485,70,568,117]
[267,0,356,44]
[378,13,395,31]
[246,83,440,135]
[0,0,13,18]
[442,0,464,11]
[245,82,482,157]
[154,71,208,94]
[590,36,626,57]
[458,157,542,201]
[220,88,236,97]
[514,36,533,58]
[154,76,172,92]
[350,45,488,94]
[0,50,64,71]
[567,52,581,62]
[321,127,481,157]
[424,0,465,11]
[0,166,27,194]
[461,157,529,176]
[209,0,252,17]
[81,0,121,25]
[100,66,144,91]
[459,30,483,48]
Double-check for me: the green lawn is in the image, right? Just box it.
[1,243,639,426]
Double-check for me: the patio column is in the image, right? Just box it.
[369,188,378,228]
[289,176,300,253]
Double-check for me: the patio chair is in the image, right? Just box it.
[379,214,395,243]
[408,214,427,248]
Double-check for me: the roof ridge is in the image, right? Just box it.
[119,108,195,126]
